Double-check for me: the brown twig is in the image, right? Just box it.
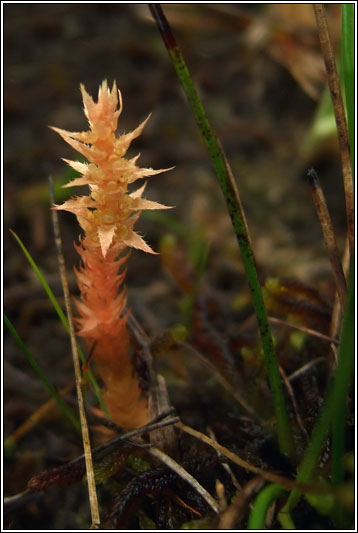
[313,4,354,257]
[279,366,310,442]
[49,177,100,529]
[307,168,347,309]
[268,316,339,345]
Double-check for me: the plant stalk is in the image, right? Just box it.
[149,3,294,459]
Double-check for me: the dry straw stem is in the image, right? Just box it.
[329,237,351,363]
[268,316,339,345]
[148,446,220,514]
[287,357,326,382]
[313,4,354,257]
[63,413,180,469]
[176,421,334,494]
[307,168,347,309]
[50,178,100,528]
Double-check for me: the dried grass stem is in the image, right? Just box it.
[313,4,354,257]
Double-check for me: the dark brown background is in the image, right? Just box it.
[4,4,345,529]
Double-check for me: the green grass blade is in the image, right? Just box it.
[149,3,293,458]
[341,4,355,174]
[4,313,81,433]
[247,483,286,529]
[10,229,68,330]
[10,229,109,417]
[331,259,355,485]
[278,387,334,527]
[279,262,355,525]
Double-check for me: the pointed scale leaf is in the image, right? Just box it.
[50,127,107,163]
[62,159,89,175]
[121,229,158,254]
[97,224,116,257]
[130,197,173,211]
[127,166,174,184]
[53,196,94,213]
[61,176,93,188]
[130,182,147,199]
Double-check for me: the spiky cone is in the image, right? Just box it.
[52,80,172,429]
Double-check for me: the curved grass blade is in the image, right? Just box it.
[9,229,109,417]
[4,313,81,435]
[149,3,293,458]
[247,483,286,529]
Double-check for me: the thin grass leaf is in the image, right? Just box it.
[149,3,294,458]
[10,229,68,329]
[10,229,109,418]
[277,386,334,527]
[341,4,354,173]
[4,313,81,435]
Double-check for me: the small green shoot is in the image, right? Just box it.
[4,313,81,436]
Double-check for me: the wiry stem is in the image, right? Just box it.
[50,177,100,528]
[149,2,294,460]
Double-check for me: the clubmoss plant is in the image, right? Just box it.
[52,80,172,429]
